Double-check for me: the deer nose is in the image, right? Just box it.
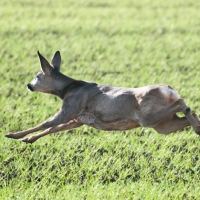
[27,83,33,91]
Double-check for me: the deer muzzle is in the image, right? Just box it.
[27,83,34,91]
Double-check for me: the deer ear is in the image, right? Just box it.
[51,51,61,72]
[37,51,53,76]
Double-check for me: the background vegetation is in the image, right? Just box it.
[0,0,200,199]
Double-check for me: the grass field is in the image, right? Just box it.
[1,0,200,199]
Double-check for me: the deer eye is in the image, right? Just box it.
[36,75,39,79]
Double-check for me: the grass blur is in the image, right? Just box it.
[0,0,200,199]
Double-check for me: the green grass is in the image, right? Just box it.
[1,0,200,199]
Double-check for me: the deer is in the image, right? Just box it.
[5,51,200,143]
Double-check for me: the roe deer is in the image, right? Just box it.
[5,51,200,143]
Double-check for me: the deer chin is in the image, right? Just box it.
[27,83,34,92]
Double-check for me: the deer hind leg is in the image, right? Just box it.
[21,120,82,144]
[154,114,190,134]
[177,100,200,134]
[139,99,200,135]
[184,110,200,135]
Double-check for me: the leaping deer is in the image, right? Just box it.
[5,51,200,143]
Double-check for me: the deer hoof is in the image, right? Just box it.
[5,134,13,138]
[5,132,24,139]
[21,137,36,144]
[5,133,17,139]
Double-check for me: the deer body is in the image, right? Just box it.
[6,51,200,143]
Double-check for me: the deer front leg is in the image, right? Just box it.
[21,120,82,144]
[5,109,73,139]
